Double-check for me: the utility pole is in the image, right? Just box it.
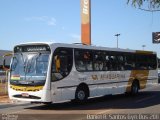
[115,34,120,48]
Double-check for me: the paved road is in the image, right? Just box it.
[0,84,160,120]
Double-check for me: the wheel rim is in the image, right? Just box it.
[77,90,85,100]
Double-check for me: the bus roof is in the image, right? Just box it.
[14,42,156,55]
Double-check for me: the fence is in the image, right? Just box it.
[0,70,8,96]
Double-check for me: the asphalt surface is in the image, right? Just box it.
[0,84,160,120]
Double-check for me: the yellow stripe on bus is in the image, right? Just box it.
[10,85,43,92]
[136,50,153,54]
[126,70,149,92]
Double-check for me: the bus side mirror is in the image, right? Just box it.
[3,53,12,71]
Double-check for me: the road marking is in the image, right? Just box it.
[135,95,155,103]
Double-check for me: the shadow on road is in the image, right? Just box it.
[25,91,160,110]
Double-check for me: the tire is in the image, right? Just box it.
[75,87,88,103]
[131,81,139,95]
[43,102,52,105]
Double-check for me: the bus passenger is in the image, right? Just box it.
[55,55,60,72]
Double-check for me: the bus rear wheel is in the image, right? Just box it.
[131,81,139,95]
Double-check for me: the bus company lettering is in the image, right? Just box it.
[27,47,46,52]
[83,0,89,15]
[92,74,126,80]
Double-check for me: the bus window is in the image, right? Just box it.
[108,55,117,71]
[117,55,125,70]
[93,51,104,71]
[36,54,49,74]
[51,48,73,81]
[136,55,148,70]
[75,49,93,71]
[124,54,136,70]
[148,55,157,70]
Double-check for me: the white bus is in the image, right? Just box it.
[6,42,158,103]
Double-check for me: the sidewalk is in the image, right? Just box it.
[0,95,11,103]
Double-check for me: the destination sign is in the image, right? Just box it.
[14,45,51,53]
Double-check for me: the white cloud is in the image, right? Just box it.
[25,16,56,26]
[47,17,56,26]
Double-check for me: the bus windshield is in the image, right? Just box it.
[10,53,50,86]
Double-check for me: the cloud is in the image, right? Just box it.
[47,17,56,26]
[25,16,56,26]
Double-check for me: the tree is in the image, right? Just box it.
[127,0,160,11]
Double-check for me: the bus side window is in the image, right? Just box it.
[136,55,147,70]
[51,48,73,81]
[124,54,135,70]
[83,51,93,71]
[117,55,125,70]
[75,49,93,71]
[108,56,115,70]
[75,50,86,71]
[93,51,104,71]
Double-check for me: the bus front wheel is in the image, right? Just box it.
[75,87,88,103]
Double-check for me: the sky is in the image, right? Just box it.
[0,0,160,56]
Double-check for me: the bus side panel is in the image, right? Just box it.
[147,70,158,86]
[51,82,63,102]
[117,71,132,94]
[88,71,109,97]
[125,70,158,92]
[51,71,79,102]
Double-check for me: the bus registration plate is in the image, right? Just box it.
[22,93,29,97]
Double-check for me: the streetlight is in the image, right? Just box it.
[115,34,120,48]
[142,45,146,50]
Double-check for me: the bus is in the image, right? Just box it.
[6,42,158,103]
[158,58,160,83]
